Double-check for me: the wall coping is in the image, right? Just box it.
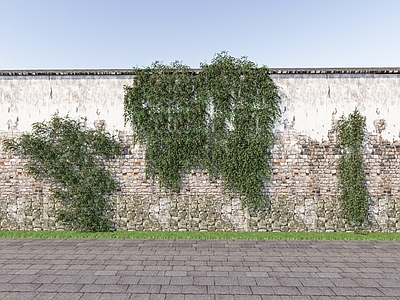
[0,67,399,76]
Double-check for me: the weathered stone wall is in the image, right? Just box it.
[1,130,399,232]
[0,68,399,232]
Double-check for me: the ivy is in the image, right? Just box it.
[336,109,369,227]
[2,115,121,231]
[124,61,208,191]
[124,52,281,209]
[199,52,281,209]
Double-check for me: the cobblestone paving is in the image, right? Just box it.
[0,239,399,299]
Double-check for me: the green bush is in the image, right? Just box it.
[2,115,121,231]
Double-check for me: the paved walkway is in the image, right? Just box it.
[0,238,399,299]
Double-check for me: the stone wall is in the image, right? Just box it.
[0,68,400,232]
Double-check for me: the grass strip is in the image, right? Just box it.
[0,230,399,240]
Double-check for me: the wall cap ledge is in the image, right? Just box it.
[0,67,399,76]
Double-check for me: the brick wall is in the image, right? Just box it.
[0,68,399,232]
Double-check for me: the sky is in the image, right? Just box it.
[0,0,399,70]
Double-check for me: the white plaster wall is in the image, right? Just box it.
[1,72,399,141]
[272,73,400,141]
[0,74,133,134]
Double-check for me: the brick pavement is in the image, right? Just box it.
[0,238,399,299]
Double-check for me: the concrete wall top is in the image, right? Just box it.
[1,67,400,76]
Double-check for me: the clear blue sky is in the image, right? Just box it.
[1,0,399,69]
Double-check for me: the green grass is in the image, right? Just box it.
[0,230,399,240]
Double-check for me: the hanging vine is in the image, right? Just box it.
[124,61,208,191]
[124,52,281,209]
[336,109,369,227]
[199,52,281,209]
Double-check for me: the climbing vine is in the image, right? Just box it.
[124,52,281,209]
[2,115,121,231]
[124,61,208,191]
[199,52,281,209]
[336,109,369,227]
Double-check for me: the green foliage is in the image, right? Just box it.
[2,115,121,231]
[124,52,281,209]
[124,61,208,191]
[199,52,281,209]
[336,109,369,227]
[2,230,399,240]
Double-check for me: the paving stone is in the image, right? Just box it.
[0,276,15,284]
[76,275,100,284]
[375,278,400,287]
[135,271,159,277]
[277,277,302,286]
[260,297,285,300]
[32,275,58,284]
[33,293,59,299]
[207,286,230,295]
[138,277,171,285]
[79,293,103,300]
[254,277,280,286]
[330,287,359,296]
[0,283,41,292]
[148,295,166,300]
[127,284,161,294]
[214,277,239,286]
[79,284,104,293]
[101,284,129,293]
[297,287,335,296]
[299,278,333,287]
[14,269,39,275]
[94,270,117,276]
[184,295,213,300]
[228,286,252,295]
[2,292,38,300]
[181,285,207,294]
[165,295,184,300]
[160,285,182,294]
[215,296,234,300]
[117,276,141,285]
[352,287,385,296]
[53,275,81,284]
[251,286,274,295]
[188,271,207,277]
[380,287,400,297]
[94,276,120,284]
[98,293,131,300]
[9,274,39,283]
[132,295,153,300]
[272,286,301,296]
[0,239,399,299]
[193,276,214,286]
[52,293,84,300]
[309,297,348,300]
[233,296,262,300]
